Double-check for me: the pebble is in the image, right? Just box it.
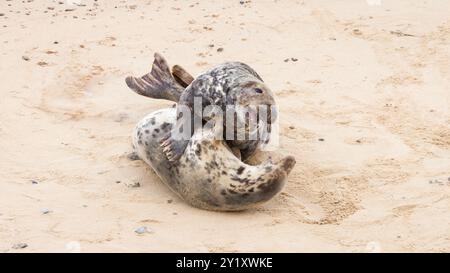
[12,243,28,249]
[135,226,152,234]
[353,29,363,35]
[41,208,51,214]
[31,180,39,184]
[0,13,4,17]
[291,57,298,62]
[22,55,30,61]
[318,138,325,141]
[216,47,224,52]
[127,152,140,161]
[167,199,173,204]
[114,112,129,122]
[127,181,141,188]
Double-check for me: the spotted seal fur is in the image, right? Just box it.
[132,107,295,211]
[126,53,277,162]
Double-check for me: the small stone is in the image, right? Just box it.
[115,180,121,184]
[291,57,298,62]
[65,8,75,12]
[37,61,48,67]
[318,138,325,141]
[128,182,141,188]
[31,180,38,184]
[12,243,28,249]
[0,13,5,17]
[216,47,224,52]
[353,29,363,35]
[240,0,245,4]
[284,58,289,62]
[41,208,51,214]
[22,56,30,61]
[53,41,59,44]
[167,199,173,204]
[114,113,129,122]
[127,152,140,161]
[288,126,295,130]
[135,226,151,234]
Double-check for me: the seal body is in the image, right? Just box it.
[132,108,295,211]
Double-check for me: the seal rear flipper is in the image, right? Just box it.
[217,156,296,210]
[172,65,194,88]
[125,52,184,102]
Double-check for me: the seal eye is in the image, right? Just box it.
[255,88,263,94]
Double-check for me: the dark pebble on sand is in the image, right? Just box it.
[12,243,28,249]
[31,180,39,184]
[217,47,224,52]
[284,58,289,62]
[291,58,298,62]
[318,138,325,141]
[289,126,295,129]
[22,56,30,61]
[167,199,173,204]
[127,152,140,161]
[0,13,5,17]
[128,182,141,188]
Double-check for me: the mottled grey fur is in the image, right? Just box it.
[132,108,295,211]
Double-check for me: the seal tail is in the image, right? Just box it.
[125,53,184,102]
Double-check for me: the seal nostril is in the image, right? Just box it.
[255,88,263,94]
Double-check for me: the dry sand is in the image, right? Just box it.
[1,0,449,252]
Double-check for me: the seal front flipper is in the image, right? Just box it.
[125,52,184,102]
[160,132,189,162]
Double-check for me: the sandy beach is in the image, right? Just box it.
[1,0,449,252]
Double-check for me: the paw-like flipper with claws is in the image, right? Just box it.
[160,133,190,162]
